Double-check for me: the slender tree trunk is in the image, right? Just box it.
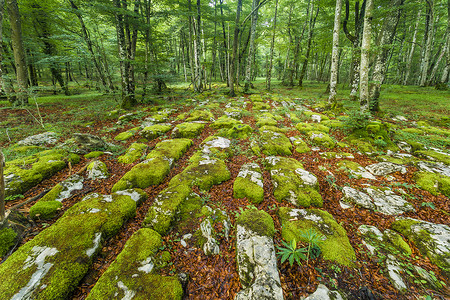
[328,0,342,105]
[369,0,404,112]
[0,0,4,96]
[0,150,4,222]
[7,0,28,105]
[282,4,294,86]
[298,6,319,87]
[359,0,372,113]
[229,0,242,97]
[403,9,421,85]
[420,0,434,86]
[429,41,447,84]
[143,0,151,96]
[441,0,450,83]
[266,0,278,90]
[244,0,259,93]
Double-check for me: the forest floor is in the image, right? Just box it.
[1,81,449,300]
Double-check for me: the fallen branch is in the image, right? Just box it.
[7,189,50,212]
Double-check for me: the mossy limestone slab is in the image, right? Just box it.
[233,163,264,204]
[0,190,146,300]
[186,110,215,122]
[260,130,292,156]
[416,150,450,165]
[87,160,109,180]
[172,122,206,138]
[290,136,311,154]
[219,123,253,139]
[296,122,330,134]
[307,131,335,149]
[118,143,147,164]
[211,116,241,129]
[391,218,450,276]
[265,156,322,207]
[4,149,80,197]
[114,127,140,141]
[87,228,182,300]
[414,171,450,197]
[140,124,172,140]
[278,207,356,266]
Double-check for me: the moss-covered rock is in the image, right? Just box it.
[87,228,182,300]
[233,163,264,204]
[145,113,169,123]
[237,209,275,237]
[211,116,241,129]
[87,160,109,180]
[302,111,330,122]
[114,127,140,141]
[4,149,80,197]
[358,225,412,256]
[29,201,63,219]
[143,184,192,235]
[186,110,215,122]
[172,122,206,138]
[414,171,450,197]
[307,131,336,149]
[320,152,354,159]
[336,160,376,180]
[118,143,147,164]
[260,130,292,156]
[256,113,278,127]
[290,136,311,153]
[391,218,450,276]
[0,190,145,300]
[189,136,231,163]
[140,124,172,140]
[219,123,253,139]
[147,138,193,162]
[321,119,344,128]
[296,123,330,134]
[416,150,450,165]
[0,227,17,257]
[265,156,322,207]
[253,102,271,111]
[84,151,104,159]
[278,207,356,266]
[224,108,243,119]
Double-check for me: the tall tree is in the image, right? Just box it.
[229,0,242,97]
[403,9,421,85]
[369,0,404,112]
[7,0,28,106]
[266,0,279,91]
[244,0,260,93]
[359,0,373,112]
[419,0,434,86]
[298,4,319,87]
[328,0,342,105]
[441,0,450,83]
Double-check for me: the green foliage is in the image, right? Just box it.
[344,110,372,131]
[276,239,307,267]
[277,229,324,267]
[421,202,436,210]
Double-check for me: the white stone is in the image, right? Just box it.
[17,132,59,146]
[115,189,144,203]
[138,257,154,273]
[365,162,407,176]
[304,284,345,300]
[294,168,318,186]
[386,255,407,291]
[86,233,102,257]
[117,281,136,300]
[55,175,84,202]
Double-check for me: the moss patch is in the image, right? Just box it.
[29,201,63,220]
[307,131,335,149]
[237,209,275,237]
[233,163,264,204]
[186,110,214,122]
[172,122,206,138]
[296,123,330,134]
[118,143,147,164]
[84,151,104,159]
[414,171,450,197]
[416,150,450,165]
[0,228,17,257]
[219,123,253,139]
[147,138,192,162]
[256,113,278,127]
[260,130,292,156]
[211,116,241,129]
[87,228,182,300]
[140,124,172,140]
[114,127,140,141]
[278,207,356,266]
[290,136,311,153]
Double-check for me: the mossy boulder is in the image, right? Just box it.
[189,136,231,163]
[225,108,243,119]
[140,124,172,140]
[118,143,147,164]
[87,160,109,180]
[172,122,206,138]
[358,225,412,256]
[0,227,17,257]
[265,156,322,207]
[145,113,169,123]
[260,130,292,156]
[253,102,271,111]
[296,123,330,134]
[336,160,376,180]
[147,138,193,162]
[186,110,215,122]
[307,131,335,149]
[256,114,278,127]
[278,207,356,266]
[237,209,275,237]
[4,149,80,197]
[29,201,63,219]
[233,163,264,204]
[414,171,450,197]
[219,123,253,139]
[347,122,397,151]
[290,136,311,154]
[114,127,140,141]
[0,190,145,300]
[391,218,450,276]
[211,116,241,129]
[321,119,344,128]
[84,151,104,159]
[302,111,330,122]
[260,125,287,133]
[87,228,182,300]
[416,150,450,165]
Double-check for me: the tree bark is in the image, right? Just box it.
[244,0,260,93]
[419,0,434,87]
[266,0,278,91]
[0,0,4,96]
[0,150,5,222]
[369,0,404,112]
[359,0,372,113]
[403,9,421,85]
[229,0,242,97]
[7,0,28,105]
[298,6,319,87]
[328,0,342,105]
[441,0,450,83]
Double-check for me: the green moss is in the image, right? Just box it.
[260,130,292,156]
[321,152,354,159]
[256,114,277,127]
[321,119,344,128]
[0,228,17,257]
[291,137,310,153]
[0,191,140,300]
[383,229,412,256]
[391,219,421,236]
[175,193,204,230]
[29,201,63,219]
[296,123,330,134]
[87,228,182,300]
[4,149,79,197]
[211,116,241,129]
[401,128,423,134]
[278,207,356,266]
[414,171,450,197]
[140,124,172,140]
[173,122,206,138]
[219,124,253,139]
[118,143,147,164]
[260,125,287,133]
[146,113,169,123]
[84,151,104,159]
[114,127,140,141]
[252,102,271,110]
[186,110,214,122]
[302,111,330,121]
[147,138,192,161]
[233,177,264,204]
[307,131,335,149]
[143,184,192,235]
[416,150,450,165]
[237,209,275,237]
[12,145,46,154]
[40,184,64,202]
[347,138,376,153]
[337,160,362,172]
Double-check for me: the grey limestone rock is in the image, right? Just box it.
[17,132,59,146]
[303,284,346,300]
[365,162,407,176]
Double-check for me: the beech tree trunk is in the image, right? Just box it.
[369,0,404,112]
[298,7,319,87]
[0,0,4,96]
[7,0,28,105]
[419,0,434,86]
[403,9,421,85]
[229,0,242,97]
[266,0,278,91]
[328,0,342,105]
[441,0,450,83]
[359,0,373,113]
[244,0,259,93]
[0,150,4,222]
